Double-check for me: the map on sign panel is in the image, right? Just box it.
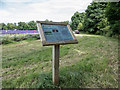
[41,24,74,41]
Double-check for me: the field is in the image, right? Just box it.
[1,34,118,88]
[0,30,38,35]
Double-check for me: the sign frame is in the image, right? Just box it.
[36,21,78,46]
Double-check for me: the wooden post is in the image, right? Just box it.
[52,45,60,85]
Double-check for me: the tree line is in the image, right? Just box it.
[0,21,37,30]
[71,2,120,37]
[0,19,69,30]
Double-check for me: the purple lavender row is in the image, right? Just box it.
[0,30,39,34]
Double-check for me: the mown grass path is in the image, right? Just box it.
[2,34,118,88]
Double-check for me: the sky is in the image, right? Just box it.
[0,0,92,23]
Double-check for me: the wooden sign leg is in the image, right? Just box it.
[52,45,60,85]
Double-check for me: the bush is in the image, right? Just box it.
[77,23,83,31]
[106,30,113,37]
[1,34,40,45]
[25,34,40,39]
[2,37,15,44]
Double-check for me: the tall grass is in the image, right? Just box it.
[1,33,40,45]
[2,34,118,88]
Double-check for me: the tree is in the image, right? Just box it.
[62,21,69,24]
[17,22,29,30]
[0,23,17,30]
[3,24,8,30]
[71,12,85,30]
[14,23,17,30]
[105,2,120,35]
[83,2,108,34]
[28,21,37,30]
[77,23,83,31]
[45,19,52,22]
[6,23,16,30]
[0,23,6,30]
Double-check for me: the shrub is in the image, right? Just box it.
[2,37,15,44]
[1,34,40,45]
[77,23,83,31]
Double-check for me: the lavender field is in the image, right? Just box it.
[0,30,38,35]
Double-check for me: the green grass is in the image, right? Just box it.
[2,34,118,88]
[1,33,40,45]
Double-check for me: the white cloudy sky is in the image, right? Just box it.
[0,0,92,23]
